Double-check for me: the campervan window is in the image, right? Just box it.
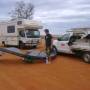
[17,21,22,25]
[7,26,15,33]
[19,31,25,37]
[25,29,40,38]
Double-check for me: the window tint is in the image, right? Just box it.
[7,26,15,33]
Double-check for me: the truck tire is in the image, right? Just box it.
[33,45,37,48]
[83,52,90,63]
[2,42,6,47]
[19,41,25,49]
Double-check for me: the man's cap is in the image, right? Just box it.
[44,29,49,32]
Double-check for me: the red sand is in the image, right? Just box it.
[0,43,90,90]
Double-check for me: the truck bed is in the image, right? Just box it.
[70,39,90,51]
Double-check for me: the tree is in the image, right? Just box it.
[10,1,34,19]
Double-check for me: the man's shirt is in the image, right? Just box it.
[45,34,52,47]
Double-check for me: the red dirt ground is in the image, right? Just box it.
[0,42,90,90]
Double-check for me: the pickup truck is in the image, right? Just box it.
[53,30,90,63]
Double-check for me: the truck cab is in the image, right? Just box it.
[18,28,40,48]
[53,33,73,54]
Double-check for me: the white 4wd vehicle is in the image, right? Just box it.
[53,29,90,63]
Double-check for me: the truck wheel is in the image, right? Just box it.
[83,52,90,63]
[2,42,6,47]
[19,42,24,49]
[33,45,37,48]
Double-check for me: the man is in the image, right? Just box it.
[44,29,53,56]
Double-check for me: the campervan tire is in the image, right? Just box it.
[2,42,6,47]
[19,41,25,49]
[33,45,37,48]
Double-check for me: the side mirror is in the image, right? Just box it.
[57,38,61,41]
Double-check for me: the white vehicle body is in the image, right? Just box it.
[0,19,43,47]
[53,34,73,54]
[53,28,90,62]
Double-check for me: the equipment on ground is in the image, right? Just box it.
[0,47,56,64]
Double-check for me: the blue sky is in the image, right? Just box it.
[0,0,90,35]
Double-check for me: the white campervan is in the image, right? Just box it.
[0,19,43,48]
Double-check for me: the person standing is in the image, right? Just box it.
[44,29,53,57]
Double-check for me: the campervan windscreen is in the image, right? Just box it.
[25,29,40,38]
